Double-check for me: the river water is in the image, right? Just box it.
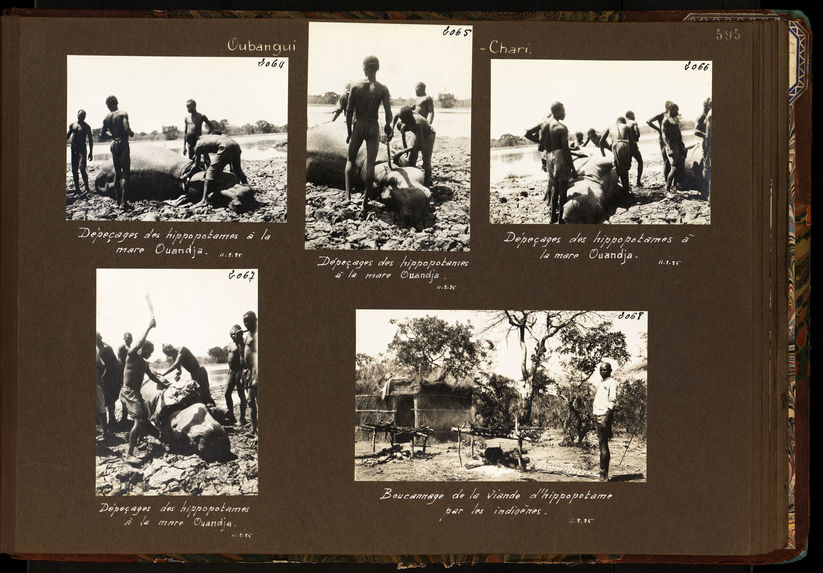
[307,104,471,138]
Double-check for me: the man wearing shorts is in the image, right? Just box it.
[592,362,618,481]
[121,317,168,464]
[66,109,93,194]
[192,133,248,207]
[100,95,134,210]
[345,55,393,212]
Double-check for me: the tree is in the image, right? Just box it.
[255,120,274,134]
[388,315,486,381]
[207,346,229,364]
[161,125,180,140]
[473,374,520,433]
[438,93,456,108]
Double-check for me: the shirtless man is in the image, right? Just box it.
[345,55,393,212]
[160,344,215,407]
[413,82,435,125]
[182,99,213,159]
[646,101,674,184]
[66,110,93,194]
[600,117,634,199]
[625,111,643,186]
[524,114,551,172]
[582,128,609,150]
[539,102,577,224]
[331,83,351,122]
[192,133,248,206]
[96,332,122,430]
[661,102,685,192]
[224,324,247,426]
[390,106,436,186]
[121,318,169,464]
[117,332,132,425]
[96,346,108,438]
[242,311,258,437]
[100,95,134,210]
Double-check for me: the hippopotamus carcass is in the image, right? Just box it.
[305,122,431,229]
[94,145,255,212]
[140,378,231,462]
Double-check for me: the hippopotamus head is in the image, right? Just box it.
[375,164,432,230]
[167,403,231,462]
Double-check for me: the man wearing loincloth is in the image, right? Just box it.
[331,83,351,122]
[182,99,213,159]
[242,311,258,438]
[224,324,247,426]
[66,109,93,194]
[121,318,169,464]
[345,55,393,212]
[160,344,216,407]
[646,101,674,185]
[192,133,248,207]
[101,95,134,210]
[391,106,436,187]
[600,117,634,199]
[413,82,435,125]
[592,362,618,482]
[661,102,686,193]
[625,111,643,186]
[539,102,577,224]
[96,332,122,430]
[116,332,132,424]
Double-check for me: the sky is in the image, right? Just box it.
[67,56,289,133]
[356,309,647,382]
[490,59,712,139]
[96,268,258,358]
[308,22,473,100]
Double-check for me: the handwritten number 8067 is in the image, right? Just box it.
[716,27,741,40]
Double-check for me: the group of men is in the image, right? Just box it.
[526,97,712,223]
[95,309,259,465]
[67,97,248,210]
[331,56,437,211]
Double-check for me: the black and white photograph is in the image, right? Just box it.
[95,268,259,496]
[490,60,712,225]
[305,22,472,251]
[66,56,288,223]
[355,310,647,482]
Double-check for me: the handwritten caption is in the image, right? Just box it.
[503,230,696,266]
[379,486,611,524]
[316,255,468,290]
[77,226,271,260]
[98,501,254,539]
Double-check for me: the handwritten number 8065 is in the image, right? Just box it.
[716,27,741,40]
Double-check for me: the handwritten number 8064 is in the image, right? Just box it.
[716,27,741,40]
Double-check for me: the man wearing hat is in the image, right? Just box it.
[344,55,393,212]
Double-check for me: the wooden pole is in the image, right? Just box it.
[457,425,463,468]
[371,427,377,453]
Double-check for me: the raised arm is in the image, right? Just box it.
[129,318,156,356]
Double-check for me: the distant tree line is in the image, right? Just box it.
[308,91,471,108]
[84,119,287,144]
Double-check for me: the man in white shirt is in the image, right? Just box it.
[592,362,619,481]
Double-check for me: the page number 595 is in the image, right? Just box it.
[716,27,741,40]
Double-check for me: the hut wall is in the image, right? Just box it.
[415,392,474,441]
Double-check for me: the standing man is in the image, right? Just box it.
[599,117,634,199]
[182,99,213,159]
[242,311,258,438]
[646,101,674,185]
[592,362,619,482]
[539,102,577,224]
[100,95,134,210]
[331,83,351,122]
[390,106,436,187]
[121,318,169,464]
[624,111,643,186]
[117,332,133,424]
[661,102,685,193]
[345,55,393,212]
[224,324,248,426]
[413,82,435,125]
[192,132,248,207]
[95,332,121,431]
[66,109,93,194]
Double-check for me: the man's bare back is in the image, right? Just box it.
[349,79,390,122]
[102,110,132,140]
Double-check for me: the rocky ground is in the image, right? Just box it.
[354,428,646,482]
[66,158,287,223]
[305,137,471,251]
[95,370,258,496]
[490,147,710,225]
